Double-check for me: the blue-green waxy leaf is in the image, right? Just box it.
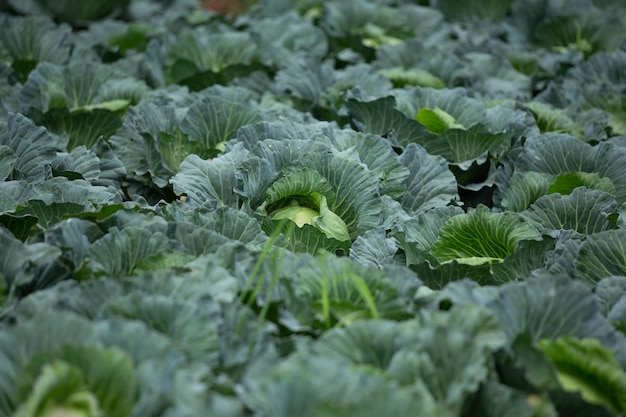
[8,0,129,24]
[21,62,147,115]
[180,87,263,152]
[505,133,626,204]
[88,227,172,277]
[431,205,540,265]
[435,0,513,22]
[104,293,221,366]
[0,113,57,184]
[172,148,247,209]
[574,229,626,284]
[399,143,458,213]
[0,15,71,82]
[522,188,618,237]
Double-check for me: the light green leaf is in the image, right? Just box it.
[416,107,465,134]
[15,345,136,417]
[548,172,616,195]
[526,101,585,139]
[15,361,101,417]
[512,133,626,202]
[539,337,626,415]
[379,67,446,89]
[431,205,540,265]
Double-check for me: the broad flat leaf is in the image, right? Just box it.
[172,147,247,209]
[88,226,173,277]
[436,0,513,22]
[469,381,534,417]
[490,238,557,283]
[526,101,585,139]
[104,293,222,366]
[275,56,335,104]
[345,96,433,146]
[539,337,626,415]
[326,130,408,200]
[53,146,101,182]
[487,275,617,347]
[110,101,200,188]
[0,145,14,181]
[35,107,123,150]
[0,15,71,81]
[0,113,57,184]
[431,205,540,265]
[20,62,146,114]
[7,0,129,24]
[500,171,553,212]
[45,219,103,272]
[522,188,618,236]
[548,172,616,195]
[394,205,463,266]
[399,142,458,213]
[515,134,626,202]
[350,227,398,268]
[180,87,263,151]
[0,227,65,291]
[166,29,257,86]
[574,229,626,284]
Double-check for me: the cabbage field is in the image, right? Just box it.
[1,0,626,415]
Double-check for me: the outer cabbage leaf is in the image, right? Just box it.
[435,0,513,22]
[21,62,147,114]
[87,226,173,277]
[522,188,618,237]
[532,12,625,56]
[243,352,448,417]
[165,28,259,89]
[399,143,458,213]
[323,130,408,200]
[104,293,221,366]
[282,255,411,330]
[8,0,129,24]
[349,227,398,268]
[0,16,70,82]
[250,12,328,66]
[573,229,626,284]
[501,133,626,205]
[14,345,137,417]
[546,51,626,135]
[431,205,541,266]
[179,87,263,154]
[171,146,247,209]
[0,113,58,184]
[110,101,203,188]
[487,275,618,348]
[539,337,626,415]
[0,313,97,416]
[320,0,415,49]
